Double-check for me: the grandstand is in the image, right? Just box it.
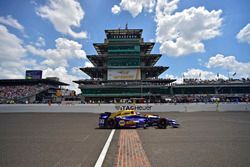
[168,78,250,103]
[0,79,68,104]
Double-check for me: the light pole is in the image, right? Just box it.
[141,79,142,99]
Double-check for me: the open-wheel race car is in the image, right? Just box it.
[98,109,180,129]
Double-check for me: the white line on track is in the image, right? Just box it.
[94,129,115,167]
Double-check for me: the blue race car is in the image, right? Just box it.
[98,110,180,129]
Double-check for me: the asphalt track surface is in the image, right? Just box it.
[0,113,112,167]
[0,111,250,167]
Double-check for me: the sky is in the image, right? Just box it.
[0,0,249,93]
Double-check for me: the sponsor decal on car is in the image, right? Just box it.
[119,120,125,126]
[125,120,136,125]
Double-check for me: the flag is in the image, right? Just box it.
[233,72,236,76]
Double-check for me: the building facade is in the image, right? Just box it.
[74,28,175,103]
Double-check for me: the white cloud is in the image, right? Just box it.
[165,68,227,84]
[71,66,81,74]
[165,74,183,83]
[71,66,89,79]
[155,0,179,16]
[183,68,227,80]
[155,0,222,56]
[111,5,121,15]
[0,15,24,31]
[35,36,46,47]
[149,38,155,42]
[0,25,25,60]
[0,25,43,80]
[111,0,222,56]
[26,37,88,92]
[112,0,156,17]
[84,61,94,67]
[43,67,81,94]
[0,25,28,79]
[0,24,84,92]
[36,0,87,39]
[27,37,86,68]
[236,23,250,44]
[206,54,250,78]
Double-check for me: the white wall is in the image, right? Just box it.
[0,103,249,113]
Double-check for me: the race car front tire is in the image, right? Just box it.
[158,118,167,129]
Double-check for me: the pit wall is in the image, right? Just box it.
[0,103,250,113]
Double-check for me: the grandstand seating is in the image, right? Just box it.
[182,78,250,85]
[0,84,49,103]
[166,95,250,103]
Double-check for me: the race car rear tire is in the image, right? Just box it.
[158,118,167,129]
[107,119,116,129]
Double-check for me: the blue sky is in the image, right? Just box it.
[0,0,249,92]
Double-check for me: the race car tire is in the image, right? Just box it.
[158,118,167,129]
[107,119,116,129]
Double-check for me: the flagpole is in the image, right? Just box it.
[232,72,236,79]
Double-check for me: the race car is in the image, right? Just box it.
[98,109,180,129]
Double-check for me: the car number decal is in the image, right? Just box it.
[99,119,104,124]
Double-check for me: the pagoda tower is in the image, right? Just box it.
[74,28,175,103]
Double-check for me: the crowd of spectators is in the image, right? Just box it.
[180,78,250,85]
[0,84,49,103]
[83,95,250,104]
[165,95,250,103]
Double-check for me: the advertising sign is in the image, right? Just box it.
[115,105,152,111]
[108,69,141,80]
[25,70,42,79]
